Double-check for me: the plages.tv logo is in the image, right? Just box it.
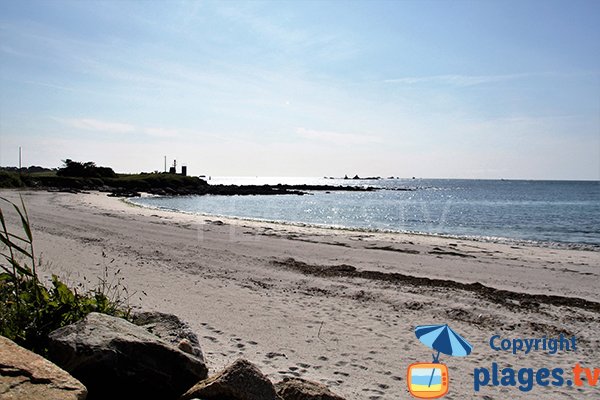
[407,324,473,399]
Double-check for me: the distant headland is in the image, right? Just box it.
[0,159,387,197]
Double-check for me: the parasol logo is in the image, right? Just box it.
[407,324,473,399]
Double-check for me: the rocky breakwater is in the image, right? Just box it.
[144,183,381,197]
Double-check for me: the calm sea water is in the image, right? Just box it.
[129,178,600,249]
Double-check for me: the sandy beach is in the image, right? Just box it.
[2,189,599,399]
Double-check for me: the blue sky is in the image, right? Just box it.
[0,0,598,179]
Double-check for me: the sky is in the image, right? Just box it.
[0,0,599,180]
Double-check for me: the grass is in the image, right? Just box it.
[0,195,133,355]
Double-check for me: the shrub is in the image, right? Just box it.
[0,171,23,188]
[0,196,132,355]
[57,159,116,178]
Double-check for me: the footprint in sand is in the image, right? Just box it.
[333,371,349,377]
[265,352,287,359]
[279,370,301,377]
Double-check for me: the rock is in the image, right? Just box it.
[0,335,87,400]
[47,312,208,400]
[178,338,195,355]
[275,377,346,400]
[108,188,141,197]
[180,358,280,400]
[131,311,204,360]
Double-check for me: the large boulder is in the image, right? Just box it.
[0,336,87,400]
[47,312,208,400]
[131,311,204,360]
[275,377,346,400]
[180,358,280,400]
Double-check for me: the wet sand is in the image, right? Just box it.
[2,189,599,399]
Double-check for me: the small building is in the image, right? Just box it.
[168,159,186,176]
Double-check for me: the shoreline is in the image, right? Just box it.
[124,195,600,252]
[2,189,599,399]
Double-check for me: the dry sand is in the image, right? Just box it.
[1,189,599,399]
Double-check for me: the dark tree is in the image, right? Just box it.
[57,159,116,178]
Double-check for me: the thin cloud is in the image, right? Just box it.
[217,4,306,46]
[54,117,179,138]
[296,127,381,145]
[0,44,29,57]
[142,127,179,138]
[384,73,529,87]
[56,118,135,134]
[216,4,357,60]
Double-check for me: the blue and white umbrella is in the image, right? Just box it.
[415,324,473,359]
[414,324,473,387]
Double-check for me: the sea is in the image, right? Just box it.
[129,178,600,250]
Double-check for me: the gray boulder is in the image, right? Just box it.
[0,335,87,400]
[180,358,281,400]
[131,311,204,360]
[275,377,346,400]
[48,312,208,400]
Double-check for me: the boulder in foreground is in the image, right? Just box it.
[180,358,281,400]
[47,312,208,400]
[275,377,346,400]
[0,335,87,400]
[131,310,204,360]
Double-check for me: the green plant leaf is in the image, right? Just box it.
[0,272,12,281]
[6,231,29,243]
[18,195,33,242]
[0,234,33,258]
[2,255,33,277]
[52,275,75,304]
[0,199,32,255]
[0,265,15,276]
[9,203,32,243]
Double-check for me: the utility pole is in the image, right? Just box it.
[18,146,22,176]
[164,156,167,173]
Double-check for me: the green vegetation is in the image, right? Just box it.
[0,159,208,194]
[0,171,23,188]
[57,159,117,178]
[104,172,208,192]
[0,196,132,355]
